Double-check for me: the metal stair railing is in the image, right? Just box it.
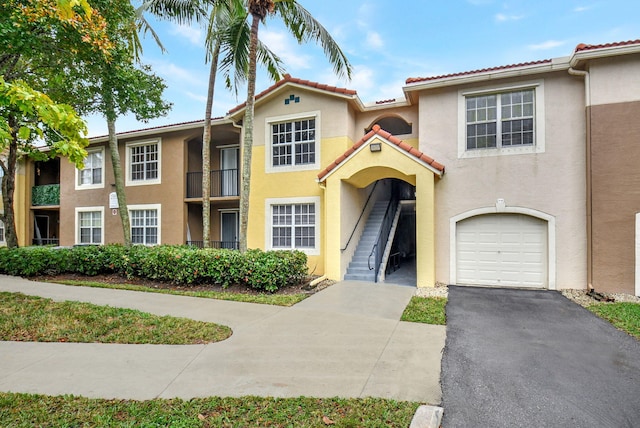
[367,195,399,281]
[341,180,379,252]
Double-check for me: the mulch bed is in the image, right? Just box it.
[35,273,335,296]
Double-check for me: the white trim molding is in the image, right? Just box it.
[75,146,106,190]
[636,213,640,297]
[74,206,105,245]
[449,204,556,290]
[125,139,162,187]
[457,80,546,159]
[265,110,321,174]
[264,196,320,255]
[128,203,162,245]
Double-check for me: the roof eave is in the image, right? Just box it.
[570,43,640,68]
[403,58,570,94]
[88,117,233,143]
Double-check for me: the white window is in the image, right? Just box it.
[0,219,4,243]
[266,112,321,173]
[126,140,161,186]
[76,148,104,189]
[75,207,104,245]
[266,197,319,255]
[129,204,160,245]
[458,81,545,158]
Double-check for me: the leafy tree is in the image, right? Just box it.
[53,0,172,246]
[238,0,352,252]
[0,0,112,247]
[0,78,88,247]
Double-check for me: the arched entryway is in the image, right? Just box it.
[317,126,444,288]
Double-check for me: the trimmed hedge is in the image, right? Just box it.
[0,245,308,292]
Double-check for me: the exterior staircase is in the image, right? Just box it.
[344,200,389,281]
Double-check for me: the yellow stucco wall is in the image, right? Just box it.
[322,136,439,287]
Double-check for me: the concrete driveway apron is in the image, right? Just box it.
[441,285,640,428]
[0,277,445,403]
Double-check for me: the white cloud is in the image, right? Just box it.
[528,40,566,51]
[186,92,207,103]
[260,30,313,70]
[146,59,205,87]
[495,13,524,22]
[366,31,384,49]
[169,23,203,46]
[574,5,594,12]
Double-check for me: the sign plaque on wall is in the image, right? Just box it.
[109,192,119,209]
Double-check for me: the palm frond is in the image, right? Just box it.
[273,0,352,80]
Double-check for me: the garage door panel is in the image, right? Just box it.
[456,214,547,288]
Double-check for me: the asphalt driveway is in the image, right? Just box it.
[441,285,640,427]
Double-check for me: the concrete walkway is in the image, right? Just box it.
[441,286,640,427]
[0,276,445,403]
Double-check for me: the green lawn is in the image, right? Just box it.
[0,393,420,427]
[49,279,308,307]
[588,302,640,340]
[0,292,231,344]
[400,296,447,325]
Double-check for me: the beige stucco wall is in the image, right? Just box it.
[419,71,588,289]
[59,128,200,246]
[588,55,640,106]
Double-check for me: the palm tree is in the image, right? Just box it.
[238,0,352,252]
[200,0,283,247]
[142,0,283,248]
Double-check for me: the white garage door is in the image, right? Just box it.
[456,214,547,288]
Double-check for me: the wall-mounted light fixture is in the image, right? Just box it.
[369,142,382,152]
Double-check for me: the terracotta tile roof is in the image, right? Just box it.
[575,39,640,52]
[317,125,444,181]
[228,74,357,114]
[405,59,552,85]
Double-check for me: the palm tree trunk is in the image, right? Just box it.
[239,12,261,253]
[202,40,221,249]
[107,116,131,246]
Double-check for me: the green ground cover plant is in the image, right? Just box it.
[0,393,420,427]
[400,297,447,325]
[0,292,231,344]
[588,302,640,340]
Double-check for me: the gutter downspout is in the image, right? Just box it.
[568,67,592,291]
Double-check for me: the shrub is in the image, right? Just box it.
[0,245,308,292]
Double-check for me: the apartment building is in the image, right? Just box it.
[17,39,640,295]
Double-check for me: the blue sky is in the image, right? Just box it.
[85,0,640,137]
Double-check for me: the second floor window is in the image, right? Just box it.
[77,149,103,188]
[466,89,535,150]
[129,142,159,183]
[272,118,316,167]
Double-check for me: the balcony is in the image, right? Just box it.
[186,169,239,199]
[186,240,239,250]
[32,184,60,206]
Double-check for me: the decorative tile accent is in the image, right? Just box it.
[284,94,300,105]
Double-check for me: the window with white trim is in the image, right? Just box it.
[0,220,5,243]
[466,89,534,150]
[75,207,104,245]
[266,197,319,254]
[76,148,104,189]
[266,112,320,173]
[130,207,159,245]
[458,82,545,158]
[126,140,161,185]
[272,118,316,166]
